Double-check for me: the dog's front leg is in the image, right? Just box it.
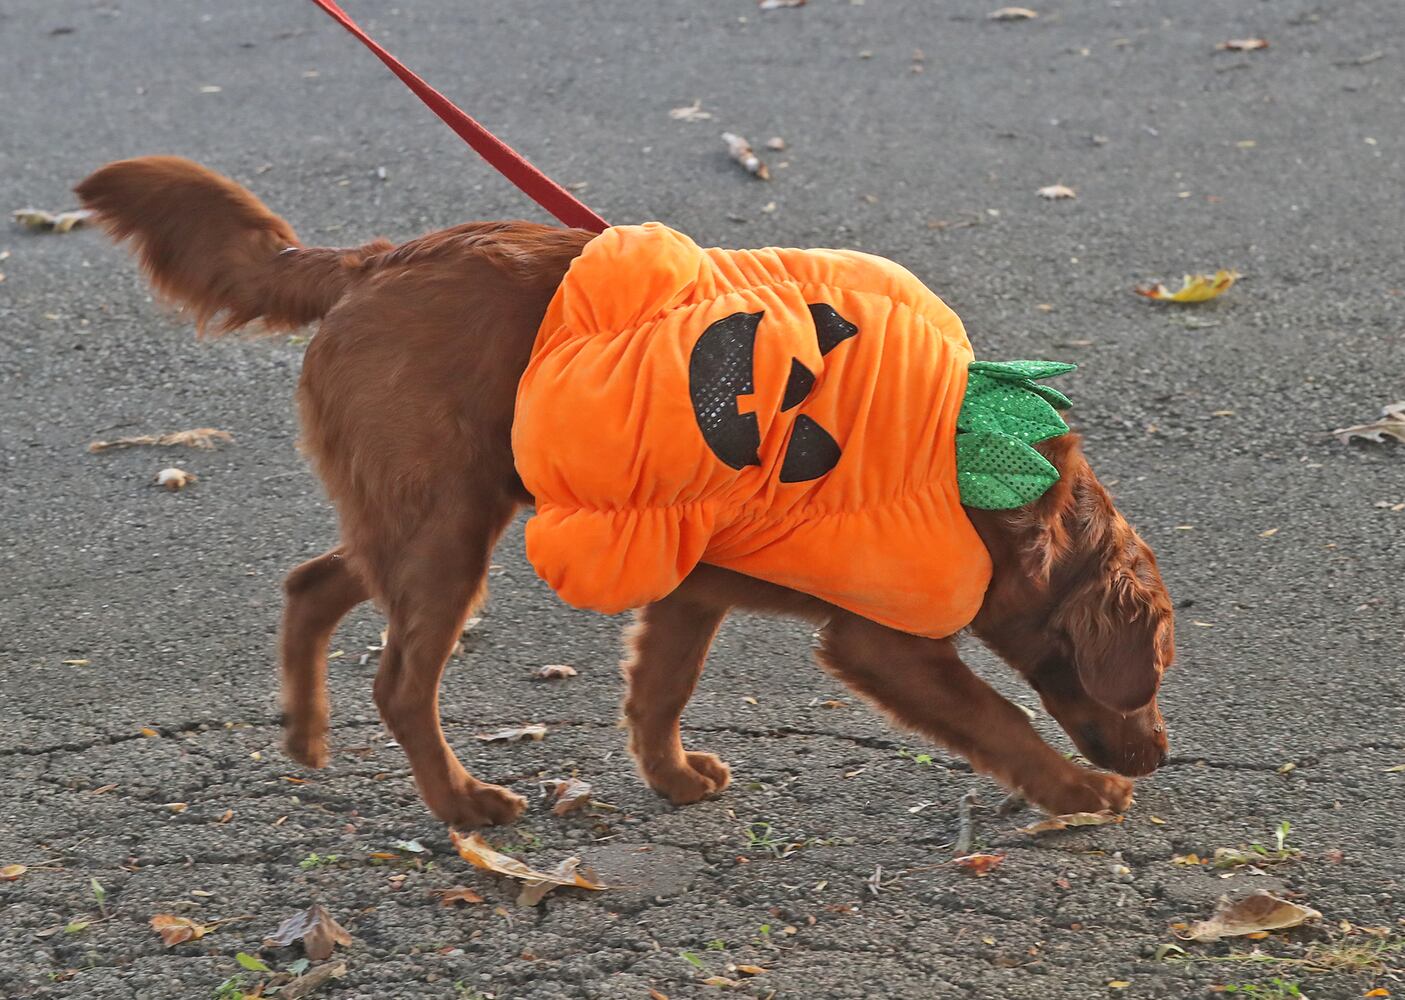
[621,594,732,804]
[816,612,1133,816]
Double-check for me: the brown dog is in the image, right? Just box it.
[76,157,1174,828]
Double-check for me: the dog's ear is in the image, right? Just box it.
[1060,570,1168,712]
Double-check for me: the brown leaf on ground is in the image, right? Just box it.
[1038,183,1077,200]
[263,903,353,960]
[13,207,94,232]
[1017,811,1124,835]
[649,990,670,1000]
[89,428,233,453]
[989,6,1038,20]
[722,133,771,180]
[953,853,1005,876]
[278,961,348,1000]
[516,857,600,906]
[535,664,578,681]
[450,832,606,907]
[0,864,26,881]
[475,724,548,743]
[1332,401,1405,445]
[150,914,210,947]
[1217,38,1269,51]
[668,101,713,123]
[1134,270,1238,303]
[155,467,196,491]
[1174,891,1321,942]
[549,778,594,816]
[436,886,486,907]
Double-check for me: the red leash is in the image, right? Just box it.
[304,0,609,233]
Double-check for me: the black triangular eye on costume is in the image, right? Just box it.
[689,311,763,470]
[781,358,815,412]
[808,302,858,356]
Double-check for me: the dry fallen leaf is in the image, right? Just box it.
[1038,183,1077,200]
[722,132,770,180]
[1217,38,1269,51]
[476,724,548,743]
[451,831,606,906]
[1332,401,1405,445]
[535,664,578,681]
[953,853,1005,876]
[765,136,786,151]
[436,886,486,907]
[155,467,195,491]
[516,856,600,906]
[12,207,94,232]
[0,864,26,881]
[89,428,233,453]
[649,991,670,1000]
[1134,270,1238,303]
[1363,989,1390,998]
[989,6,1038,19]
[263,903,353,960]
[150,914,210,947]
[1018,811,1124,835]
[1175,890,1321,942]
[758,0,805,8]
[668,101,713,123]
[549,777,594,816]
[733,964,767,975]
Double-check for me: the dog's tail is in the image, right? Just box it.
[75,156,389,335]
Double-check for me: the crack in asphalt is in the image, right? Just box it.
[6,713,1401,788]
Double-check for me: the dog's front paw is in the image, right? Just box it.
[438,783,528,829]
[283,724,329,770]
[644,751,732,805]
[1031,768,1134,816]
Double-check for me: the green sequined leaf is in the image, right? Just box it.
[956,431,1061,510]
[968,360,1077,382]
[957,373,1069,444]
[1025,381,1073,411]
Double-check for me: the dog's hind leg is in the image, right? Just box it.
[281,546,369,768]
[372,500,526,828]
[622,593,732,804]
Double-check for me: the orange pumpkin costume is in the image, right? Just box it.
[512,223,993,638]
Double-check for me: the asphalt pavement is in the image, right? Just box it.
[1,1,1402,998]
